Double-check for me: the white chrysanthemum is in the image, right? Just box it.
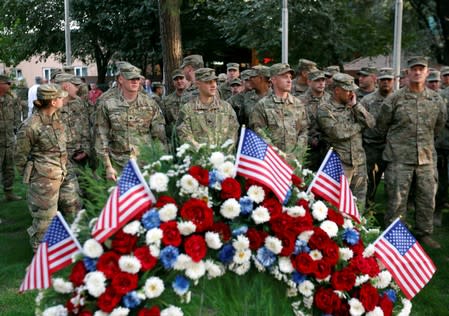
[320,220,338,238]
[205,260,225,279]
[278,257,294,273]
[251,206,270,224]
[366,306,384,316]
[220,198,241,219]
[265,236,283,255]
[52,278,73,294]
[373,270,392,289]
[173,254,192,271]
[209,152,225,169]
[298,280,315,297]
[231,261,251,275]
[84,271,106,297]
[123,220,142,235]
[287,286,298,297]
[298,230,314,242]
[311,201,328,221]
[363,244,376,258]
[247,185,265,203]
[355,274,370,286]
[176,143,190,157]
[83,239,103,258]
[149,172,169,192]
[233,249,251,264]
[303,295,314,309]
[233,235,250,250]
[339,247,354,261]
[119,255,141,274]
[93,311,109,316]
[343,218,354,229]
[159,203,178,222]
[218,161,235,178]
[309,249,323,261]
[42,305,68,316]
[185,260,206,280]
[159,155,173,161]
[177,221,196,235]
[205,232,223,249]
[349,298,365,316]
[286,205,306,217]
[161,305,184,316]
[397,298,412,316]
[180,174,199,193]
[146,228,163,245]
[297,191,309,201]
[144,277,165,298]
[110,307,130,316]
[149,244,160,257]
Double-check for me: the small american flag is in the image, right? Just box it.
[307,149,360,222]
[20,212,81,292]
[374,219,436,299]
[92,159,155,243]
[235,127,293,204]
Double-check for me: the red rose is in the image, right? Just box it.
[69,261,87,286]
[246,228,268,250]
[331,268,356,291]
[358,283,379,312]
[308,227,332,250]
[138,306,161,316]
[111,271,138,294]
[65,296,75,313]
[333,301,350,316]
[188,165,209,186]
[97,286,122,313]
[262,197,282,217]
[220,178,241,200]
[180,198,214,232]
[291,252,316,275]
[349,255,380,277]
[291,174,303,188]
[134,246,158,271]
[156,195,177,208]
[379,294,394,316]
[160,221,182,247]
[296,198,310,212]
[349,238,365,257]
[277,232,296,256]
[210,222,232,242]
[314,287,340,314]
[111,229,138,254]
[321,240,340,266]
[269,213,294,236]
[78,310,93,316]
[96,251,120,279]
[327,209,344,226]
[184,235,207,262]
[313,260,332,279]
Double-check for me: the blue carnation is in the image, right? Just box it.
[256,247,276,267]
[293,239,310,255]
[384,289,397,303]
[239,196,254,215]
[122,291,141,309]
[218,243,235,265]
[172,275,190,296]
[292,271,306,284]
[343,228,360,245]
[160,246,179,269]
[141,209,160,230]
[83,257,97,272]
[232,225,248,236]
[209,169,224,187]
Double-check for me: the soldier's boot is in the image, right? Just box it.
[4,190,23,202]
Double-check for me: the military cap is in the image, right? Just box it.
[71,76,83,85]
[37,84,68,100]
[407,56,428,68]
[180,55,204,69]
[54,73,75,84]
[227,62,239,71]
[120,63,142,80]
[357,66,377,76]
[332,73,358,91]
[152,81,164,88]
[50,68,64,80]
[218,73,227,82]
[308,70,326,81]
[195,68,218,81]
[324,65,340,77]
[426,70,441,82]
[440,66,449,76]
[252,65,271,78]
[240,69,253,81]
[297,58,317,72]
[377,68,394,80]
[0,75,11,85]
[270,63,295,77]
[171,69,185,80]
[230,78,242,86]
[399,69,408,78]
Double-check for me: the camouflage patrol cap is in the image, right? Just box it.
[407,56,428,68]
[54,73,75,84]
[120,63,142,80]
[297,59,317,72]
[357,66,377,76]
[218,73,227,82]
[240,70,253,81]
[180,55,204,69]
[270,63,295,77]
[252,65,270,78]
[230,78,242,86]
[399,69,408,78]
[37,84,68,100]
[227,63,239,71]
[71,76,83,85]
[377,68,394,80]
[171,69,185,80]
[152,81,164,88]
[332,73,358,91]
[0,75,11,85]
[440,66,449,76]
[195,68,218,81]
[324,65,340,77]
[426,70,441,82]
[308,70,326,81]
[50,68,64,81]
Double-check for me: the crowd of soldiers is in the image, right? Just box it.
[0,53,448,251]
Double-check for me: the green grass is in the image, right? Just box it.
[1,180,448,315]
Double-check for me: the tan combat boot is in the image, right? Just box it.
[4,191,23,202]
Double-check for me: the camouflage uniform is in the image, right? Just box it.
[161,90,184,150]
[77,83,89,102]
[13,85,29,121]
[435,88,449,211]
[376,84,447,237]
[355,66,377,100]
[219,63,240,101]
[292,59,317,97]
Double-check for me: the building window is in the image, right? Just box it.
[74,66,88,77]
[15,68,23,79]
[43,68,52,82]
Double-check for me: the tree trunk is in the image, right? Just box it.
[436,0,449,64]
[93,44,112,84]
[158,0,183,93]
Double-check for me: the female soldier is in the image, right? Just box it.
[15,84,82,251]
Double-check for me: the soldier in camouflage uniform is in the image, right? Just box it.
[227,69,254,120]
[180,55,204,104]
[317,73,375,208]
[426,70,441,92]
[151,81,164,106]
[95,63,167,181]
[0,75,23,201]
[299,70,331,171]
[13,79,29,121]
[440,66,449,90]
[376,56,447,248]
[356,66,377,100]
[176,68,239,151]
[324,65,340,93]
[292,59,317,97]
[249,63,308,162]
[219,63,240,101]
[15,84,81,250]
[361,68,394,205]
